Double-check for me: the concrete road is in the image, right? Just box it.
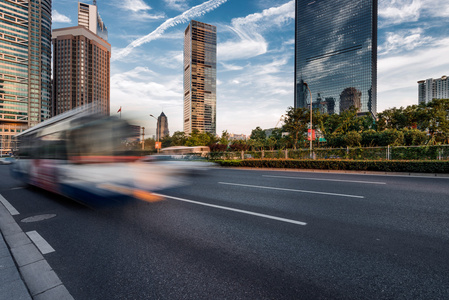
[1,165,449,299]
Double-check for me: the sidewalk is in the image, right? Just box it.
[0,232,31,300]
[0,201,73,300]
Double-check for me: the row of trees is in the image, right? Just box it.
[254,98,449,149]
[128,99,449,151]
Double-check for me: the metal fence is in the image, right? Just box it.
[208,145,449,161]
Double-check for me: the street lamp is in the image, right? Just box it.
[303,82,313,159]
[149,114,159,152]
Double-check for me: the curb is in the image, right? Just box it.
[0,201,74,300]
[223,167,449,178]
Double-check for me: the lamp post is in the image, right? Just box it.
[303,82,313,159]
[150,114,159,152]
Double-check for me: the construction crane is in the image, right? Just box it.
[275,115,285,128]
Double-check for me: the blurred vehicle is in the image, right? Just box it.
[160,146,210,157]
[140,154,216,175]
[0,157,15,165]
[10,107,192,207]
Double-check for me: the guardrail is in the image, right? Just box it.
[208,145,449,161]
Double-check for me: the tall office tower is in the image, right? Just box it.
[52,26,111,116]
[0,0,52,154]
[295,0,377,116]
[183,20,217,135]
[156,112,169,141]
[78,1,108,41]
[418,76,449,104]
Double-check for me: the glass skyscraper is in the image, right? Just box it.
[295,0,377,116]
[184,20,217,135]
[0,0,52,154]
[156,112,169,141]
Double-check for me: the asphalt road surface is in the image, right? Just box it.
[1,165,449,299]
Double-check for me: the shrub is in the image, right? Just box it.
[215,159,449,173]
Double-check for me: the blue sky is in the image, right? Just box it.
[52,0,449,137]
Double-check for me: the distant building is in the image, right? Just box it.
[156,112,169,141]
[52,26,111,116]
[295,0,377,116]
[78,1,108,41]
[0,0,52,154]
[229,134,247,141]
[183,20,217,135]
[418,76,449,104]
[339,87,362,114]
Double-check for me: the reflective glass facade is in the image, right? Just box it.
[156,112,169,141]
[0,0,52,153]
[184,20,217,135]
[295,0,377,116]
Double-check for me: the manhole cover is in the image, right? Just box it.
[21,214,56,223]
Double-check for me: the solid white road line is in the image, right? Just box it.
[0,194,20,215]
[153,193,307,226]
[26,231,55,254]
[262,175,386,185]
[219,182,364,199]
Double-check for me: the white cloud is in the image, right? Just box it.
[113,0,229,61]
[379,0,422,26]
[378,38,449,95]
[379,0,449,27]
[52,10,71,23]
[114,0,165,21]
[220,62,244,71]
[218,0,294,61]
[164,0,189,11]
[379,28,433,55]
[111,67,184,134]
[118,0,151,12]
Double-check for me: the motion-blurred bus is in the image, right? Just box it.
[11,107,188,206]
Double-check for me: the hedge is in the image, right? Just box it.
[215,159,449,173]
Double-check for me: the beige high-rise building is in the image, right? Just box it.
[78,1,108,41]
[183,20,217,135]
[52,26,111,116]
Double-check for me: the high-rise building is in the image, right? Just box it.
[183,20,217,135]
[52,26,111,116]
[0,0,52,154]
[295,0,377,116]
[78,1,108,41]
[418,76,449,104]
[156,112,169,141]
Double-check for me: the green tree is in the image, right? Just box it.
[343,131,362,147]
[402,128,426,146]
[219,130,230,146]
[250,127,266,141]
[283,107,309,149]
[185,130,217,146]
[379,129,404,146]
[171,131,187,146]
